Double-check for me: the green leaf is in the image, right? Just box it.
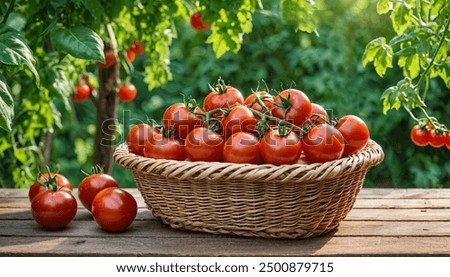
[0,24,39,81]
[362,37,385,66]
[0,73,14,132]
[391,4,413,34]
[362,37,393,76]
[75,0,103,18]
[50,26,104,62]
[377,0,391,14]
[398,54,420,79]
[281,0,317,33]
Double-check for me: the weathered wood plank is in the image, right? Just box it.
[353,198,450,209]
[1,219,450,238]
[347,208,450,221]
[357,189,450,199]
[1,236,449,256]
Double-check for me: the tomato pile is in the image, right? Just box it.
[127,78,373,165]
[29,167,137,232]
[410,123,450,149]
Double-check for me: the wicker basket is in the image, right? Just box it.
[114,140,384,239]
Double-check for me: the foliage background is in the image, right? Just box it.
[1,0,449,188]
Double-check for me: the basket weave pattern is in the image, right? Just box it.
[114,140,384,238]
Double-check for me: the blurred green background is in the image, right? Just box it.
[4,0,450,188]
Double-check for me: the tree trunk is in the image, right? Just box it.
[93,49,119,174]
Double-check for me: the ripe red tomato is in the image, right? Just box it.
[203,83,244,112]
[31,189,77,230]
[96,50,116,68]
[310,103,329,124]
[29,172,73,202]
[223,132,262,164]
[118,83,137,102]
[78,174,119,211]
[162,103,203,140]
[185,127,224,162]
[143,133,187,161]
[302,124,345,163]
[222,105,257,138]
[335,115,370,156]
[243,91,274,113]
[129,40,144,55]
[126,123,160,156]
[190,12,210,31]
[125,50,136,62]
[260,128,302,165]
[91,187,138,233]
[410,124,430,147]
[73,84,91,102]
[272,89,312,127]
[429,129,447,148]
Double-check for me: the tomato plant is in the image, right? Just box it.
[126,123,160,156]
[78,172,119,211]
[162,102,203,140]
[223,132,262,164]
[260,128,302,165]
[335,115,370,156]
[203,78,244,111]
[31,188,77,230]
[185,127,224,162]
[129,40,145,55]
[271,89,312,127]
[143,133,187,161]
[91,187,137,233]
[118,84,137,102]
[190,12,210,31]
[302,124,345,163]
[28,172,73,201]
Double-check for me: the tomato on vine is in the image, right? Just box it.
[129,40,145,55]
[78,166,119,211]
[243,91,273,114]
[125,50,136,62]
[336,115,370,156]
[223,132,262,164]
[162,101,203,140]
[127,123,160,156]
[96,50,117,68]
[73,84,91,102]
[190,12,210,31]
[410,124,430,147]
[143,133,187,161]
[91,187,137,233]
[271,88,312,127]
[222,105,257,138]
[118,83,137,102]
[185,127,224,162]
[203,78,244,111]
[302,124,345,163]
[260,127,302,165]
[29,172,73,201]
[429,129,447,148]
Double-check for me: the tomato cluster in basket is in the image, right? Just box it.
[127,78,370,165]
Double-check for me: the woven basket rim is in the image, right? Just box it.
[114,139,384,183]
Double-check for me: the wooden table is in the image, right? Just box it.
[1,188,449,256]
